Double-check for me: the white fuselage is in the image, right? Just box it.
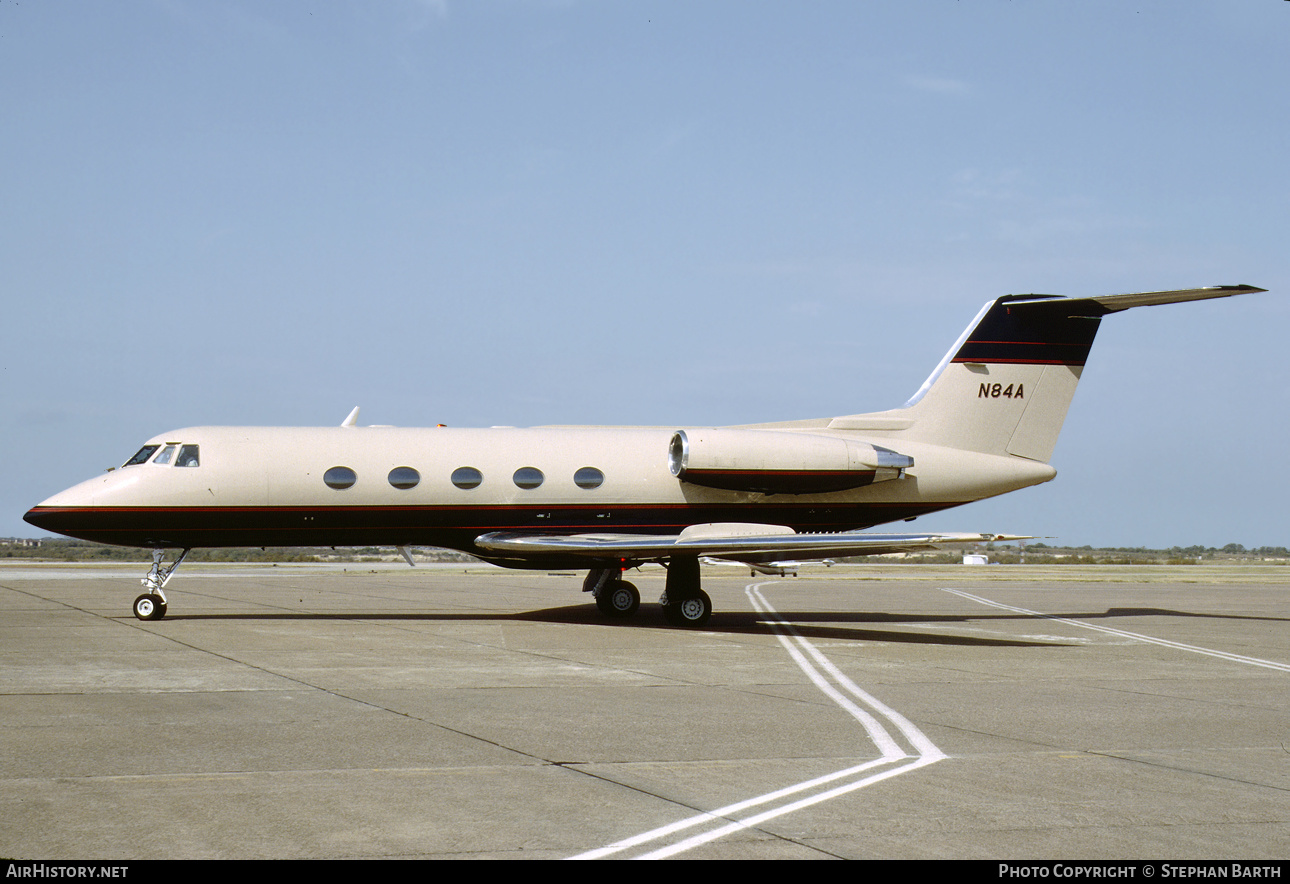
[26,423,1055,563]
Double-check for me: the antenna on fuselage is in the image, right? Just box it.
[340,406,360,428]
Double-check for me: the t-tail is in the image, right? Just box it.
[832,285,1266,462]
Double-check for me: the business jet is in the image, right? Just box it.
[24,285,1265,626]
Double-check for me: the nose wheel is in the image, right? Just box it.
[133,593,167,621]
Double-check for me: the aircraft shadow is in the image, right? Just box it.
[155,603,1288,647]
[764,606,1290,624]
[157,606,1064,647]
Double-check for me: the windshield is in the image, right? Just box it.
[122,442,201,468]
[123,445,160,467]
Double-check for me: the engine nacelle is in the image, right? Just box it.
[668,429,913,494]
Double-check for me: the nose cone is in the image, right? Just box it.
[24,497,94,540]
[23,505,58,533]
[23,474,109,541]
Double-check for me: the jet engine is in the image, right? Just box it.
[668,429,913,494]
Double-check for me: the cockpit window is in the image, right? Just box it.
[124,445,160,467]
[176,445,200,467]
[153,445,176,465]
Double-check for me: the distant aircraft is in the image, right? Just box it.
[700,556,836,577]
[25,285,1265,626]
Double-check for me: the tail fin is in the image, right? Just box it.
[831,285,1265,462]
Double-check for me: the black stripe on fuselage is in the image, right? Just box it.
[24,501,960,553]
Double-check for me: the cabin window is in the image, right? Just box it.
[324,466,357,490]
[176,445,200,467]
[153,445,176,465]
[513,467,544,490]
[574,467,604,489]
[124,445,159,467]
[451,467,482,490]
[388,466,420,490]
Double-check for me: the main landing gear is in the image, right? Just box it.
[659,555,712,628]
[583,556,712,628]
[133,548,189,621]
[584,568,641,618]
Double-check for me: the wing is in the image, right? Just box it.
[475,522,1027,565]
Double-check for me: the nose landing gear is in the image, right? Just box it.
[133,548,190,621]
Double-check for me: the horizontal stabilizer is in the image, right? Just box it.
[1085,284,1265,313]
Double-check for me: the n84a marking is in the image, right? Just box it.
[979,383,1024,399]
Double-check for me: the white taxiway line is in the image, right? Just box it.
[945,589,1290,673]
[569,582,945,860]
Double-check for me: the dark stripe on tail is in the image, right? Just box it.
[953,296,1111,366]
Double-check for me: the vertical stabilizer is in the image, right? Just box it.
[901,294,1105,461]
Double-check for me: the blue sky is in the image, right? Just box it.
[3,1,1287,548]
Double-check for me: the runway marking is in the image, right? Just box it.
[945,589,1290,673]
[569,582,945,860]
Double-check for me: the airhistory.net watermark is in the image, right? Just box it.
[6,866,128,879]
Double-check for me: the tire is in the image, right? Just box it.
[663,589,712,627]
[133,593,166,621]
[596,580,640,618]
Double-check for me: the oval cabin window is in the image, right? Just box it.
[324,466,357,490]
[513,467,544,490]
[451,467,483,490]
[388,466,420,490]
[574,467,604,489]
